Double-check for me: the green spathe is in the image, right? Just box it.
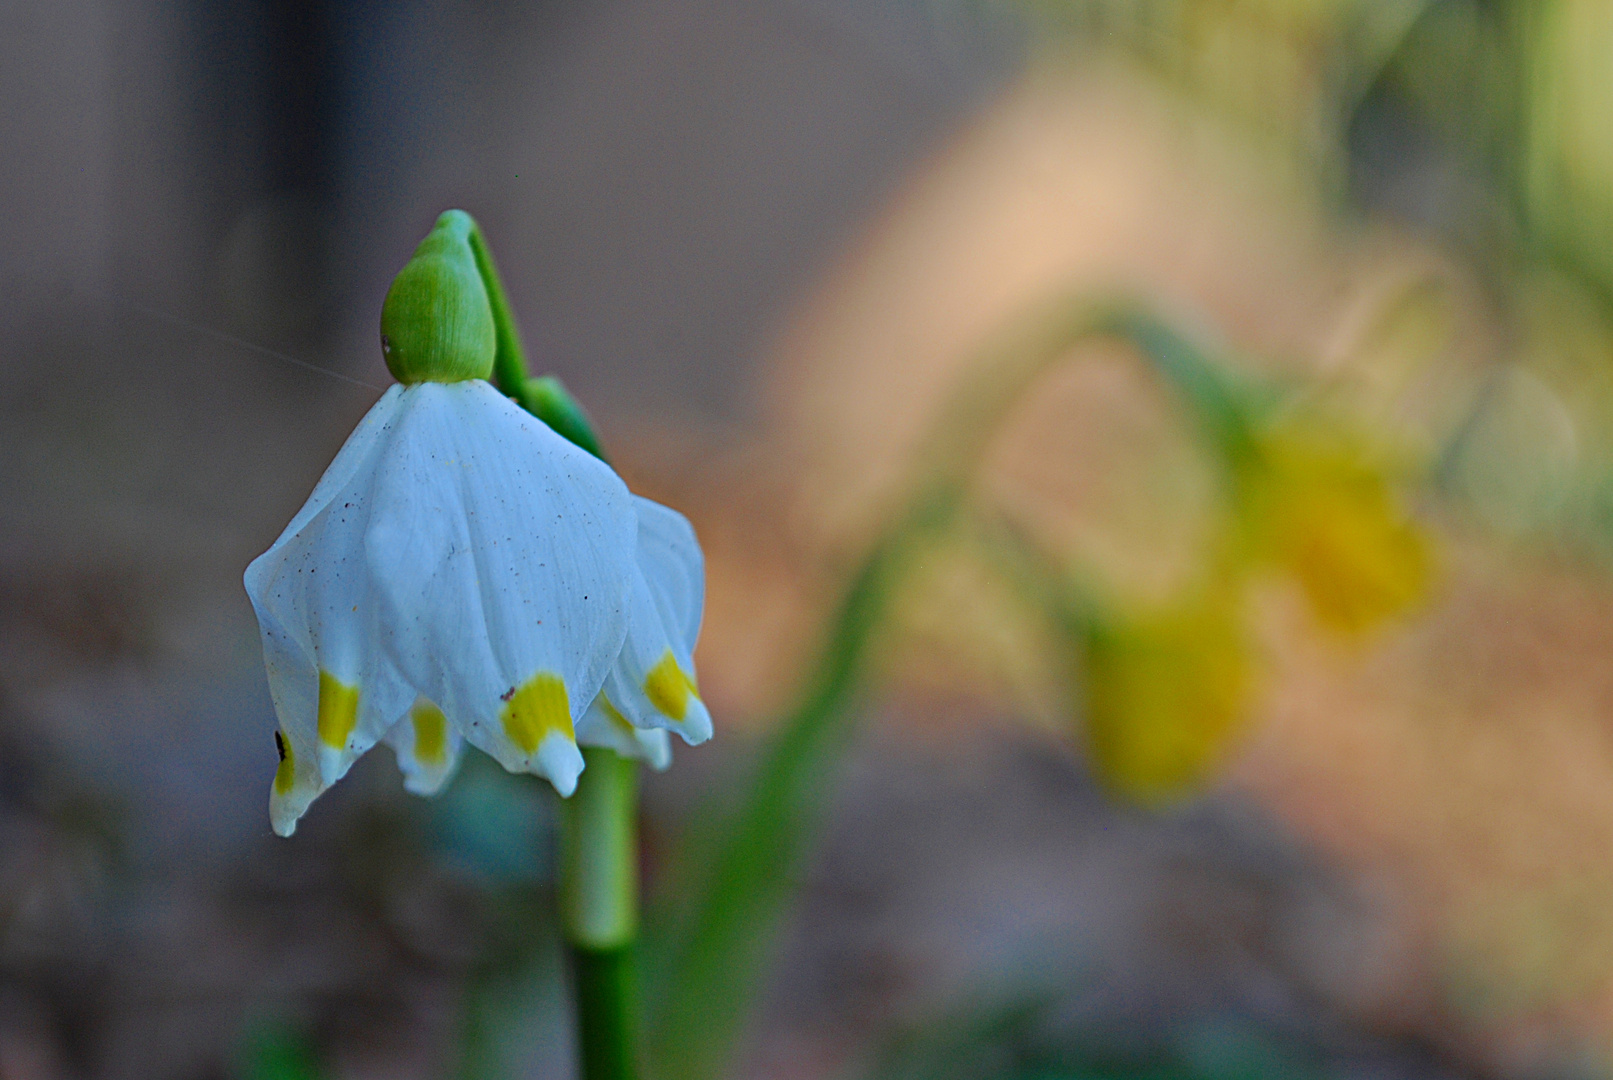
[381,210,496,383]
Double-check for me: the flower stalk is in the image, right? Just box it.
[468,213,643,1080]
[562,747,642,1080]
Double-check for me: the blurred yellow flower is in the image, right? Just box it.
[1235,416,1433,636]
[1081,589,1252,805]
[1070,409,1430,805]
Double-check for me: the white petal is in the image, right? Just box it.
[578,693,673,770]
[255,603,321,837]
[536,731,585,797]
[245,387,417,834]
[384,697,464,796]
[633,496,705,649]
[363,381,637,793]
[599,497,712,745]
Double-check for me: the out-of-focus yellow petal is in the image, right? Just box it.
[1240,420,1433,636]
[1080,591,1252,805]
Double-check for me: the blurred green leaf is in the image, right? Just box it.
[238,1020,323,1080]
[641,485,959,1080]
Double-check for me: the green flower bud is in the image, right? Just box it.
[380,210,496,384]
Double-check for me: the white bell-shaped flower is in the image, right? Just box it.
[248,379,651,834]
[245,209,711,837]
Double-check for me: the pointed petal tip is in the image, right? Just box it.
[269,801,302,838]
[270,775,326,838]
[538,731,585,797]
[676,698,714,746]
[400,772,451,798]
[640,729,673,771]
[316,745,354,790]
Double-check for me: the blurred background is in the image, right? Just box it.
[6,1,1613,1077]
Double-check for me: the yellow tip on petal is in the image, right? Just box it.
[317,670,361,750]
[501,672,574,755]
[411,700,449,767]
[273,730,296,796]
[644,651,699,722]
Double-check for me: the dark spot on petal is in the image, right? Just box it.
[500,687,515,702]
[274,731,287,762]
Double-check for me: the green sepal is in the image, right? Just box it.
[380,209,496,384]
[524,376,608,462]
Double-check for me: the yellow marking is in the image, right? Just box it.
[501,673,573,754]
[317,670,360,749]
[273,731,296,796]
[598,694,635,735]
[644,651,699,722]
[411,700,449,767]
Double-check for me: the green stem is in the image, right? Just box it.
[563,747,642,1080]
[571,945,640,1080]
[463,211,640,1080]
[561,747,641,948]
[644,296,1245,1080]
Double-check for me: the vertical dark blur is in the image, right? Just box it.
[191,0,343,339]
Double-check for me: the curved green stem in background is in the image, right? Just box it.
[643,298,1246,1080]
[642,484,958,1080]
[467,211,640,1080]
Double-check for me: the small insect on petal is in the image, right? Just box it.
[273,731,296,796]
